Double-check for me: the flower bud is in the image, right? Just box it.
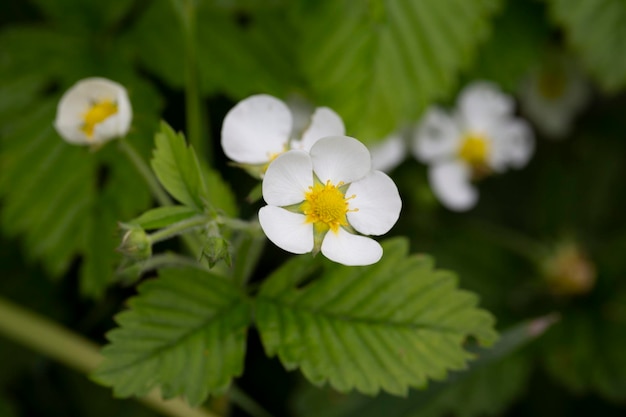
[202,223,232,268]
[542,242,596,296]
[118,224,152,261]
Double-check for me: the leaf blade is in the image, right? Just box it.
[92,267,251,406]
[255,238,497,397]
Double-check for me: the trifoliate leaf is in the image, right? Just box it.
[130,206,198,230]
[298,0,501,141]
[545,0,626,92]
[255,238,498,397]
[92,267,251,406]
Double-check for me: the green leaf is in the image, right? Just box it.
[299,0,500,141]
[129,1,299,98]
[542,310,626,401]
[292,314,557,417]
[545,0,626,92]
[254,238,498,397]
[151,121,238,217]
[0,25,162,297]
[466,0,551,91]
[201,164,238,218]
[130,206,198,230]
[92,267,251,406]
[151,122,209,211]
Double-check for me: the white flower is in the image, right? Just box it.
[258,136,401,266]
[54,77,132,146]
[369,132,407,173]
[519,57,590,139]
[220,94,344,177]
[413,81,534,212]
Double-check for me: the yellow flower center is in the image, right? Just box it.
[300,180,356,233]
[81,99,118,139]
[458,133,490,167]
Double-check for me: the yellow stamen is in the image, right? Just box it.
[300,180,357,233]
[260,146,288,174]
[81,99,118,139]
[458,133,490,168]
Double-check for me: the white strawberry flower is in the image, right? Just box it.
[258,136,401,266]
[519,57,590,139]
[54,77,132,146]
[413,81,534,211]
[220,94,344,177]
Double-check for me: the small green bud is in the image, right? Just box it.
[118,223,152,260]
[202,222,232,268]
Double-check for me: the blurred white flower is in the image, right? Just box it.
[54,77,132,146]
[369,132,407,173]
[258,136,401,266]
[220,94,344,177]
[519,57,590,139]
[413,81,534,211]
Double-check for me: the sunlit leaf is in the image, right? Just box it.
[292,315,556,417]
[92,267,251,406]
[255,238,498,397]
[299,0,500,141]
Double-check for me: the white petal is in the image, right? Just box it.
[321,228,383,266]
[262,150,312,206]
[54,77,131,145]
[370,133,406,172]
[429,161,478,212]
[310,136,371,185]
[259,206,314,254]
[412,107,461,163]
[519,64,590,139]
[346,171,401,235]
[489,119,535,171]
[221,94,292,164]
[298,107,346,151]
[114,85,133,136]
[458,81,514,133]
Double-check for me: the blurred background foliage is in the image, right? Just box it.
[1,0,626,416]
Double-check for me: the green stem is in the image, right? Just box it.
[149,215,209,244]
[0,296,219,417]
[229,385,276,417]
[468,220,548,264]
[118,139,172,207]
[176,0,209,163]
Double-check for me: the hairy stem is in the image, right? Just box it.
[0,296,219,417]
[118,138,172,207]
